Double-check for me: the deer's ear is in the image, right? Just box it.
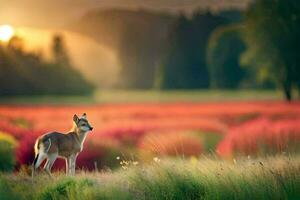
[73,114,79,124]
[82,113,87,119]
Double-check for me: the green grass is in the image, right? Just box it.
[0,89,284,105]
[1,156,299,200]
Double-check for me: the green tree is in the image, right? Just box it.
[52,34,70,65]
[48,34,94,95]
[157,15,195,89]
[157,12,228,89]
[242,0,300,101]
[207,24,246,88]
[0,34,94,96]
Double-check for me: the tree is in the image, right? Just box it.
[0,34,94,96]
[52,34,70,65]
[49,34,94,95]
[207,24,246,88]
[157,15,196,89]
[242,0,300,101]
[157,12,228,89]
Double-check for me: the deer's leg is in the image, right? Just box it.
[44,159,49,170]
[66,156,73,176]
[32,153,46,177]
[44,154,57,177]
[65,157,69,175]
[34,153,46,169]
[70,154,77,176]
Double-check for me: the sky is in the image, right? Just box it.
[0,0,251,27]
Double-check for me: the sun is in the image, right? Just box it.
[0,24,15,42]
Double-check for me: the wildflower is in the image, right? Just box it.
[190,156,198,166]
[133,161,139,166]
[153,157,161,163]
[116,156,120,160]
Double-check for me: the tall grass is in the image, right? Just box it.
[1,156,299,200]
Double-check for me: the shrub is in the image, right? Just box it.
[217,118,300,157]
[15,130,42,168]
[76,138,125,170]
[0,132,17,172]
[38,178,96,200]
[0,120,29,140]
[101,127,147,146]
[138,131,203,158]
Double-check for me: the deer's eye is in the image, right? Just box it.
[82,123,86,126]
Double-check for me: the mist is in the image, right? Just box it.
[16,27,120,88]
[0,0,251,27]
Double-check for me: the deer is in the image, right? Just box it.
[32,113,93,177]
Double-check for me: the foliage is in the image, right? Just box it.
[76,138,125,170]
[138,131,203,157]
[217,118,300,158]
[0,35,94,96]
[207,24,246,88]
[241,0,300,100]
[0,132,17,172]
[157,12,228,89]
[15,130,41,168]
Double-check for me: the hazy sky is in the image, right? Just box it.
[0,0,251,27]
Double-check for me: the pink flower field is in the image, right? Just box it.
[0,101,299,170]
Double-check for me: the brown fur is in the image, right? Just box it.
[32,113,93,177]
[36,131,84,157]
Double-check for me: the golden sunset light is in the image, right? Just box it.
[0,24,15,42]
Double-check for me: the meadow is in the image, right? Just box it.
[1,156,299,200]
[0,94,299,169]
[0,89,284,104]
[0,90,299,199]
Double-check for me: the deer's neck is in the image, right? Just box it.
[77,131,88,146]
[70,125,89,148]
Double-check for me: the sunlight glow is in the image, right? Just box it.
[0,24,15,42]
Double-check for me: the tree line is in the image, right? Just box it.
[157,0,300,101]
[0,35,94,96]
[74,0,299,101]
[1,0,299,100]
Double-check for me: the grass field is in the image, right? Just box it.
[1,156,299,200]
[0,90,299,200]
[0,89,284,104]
